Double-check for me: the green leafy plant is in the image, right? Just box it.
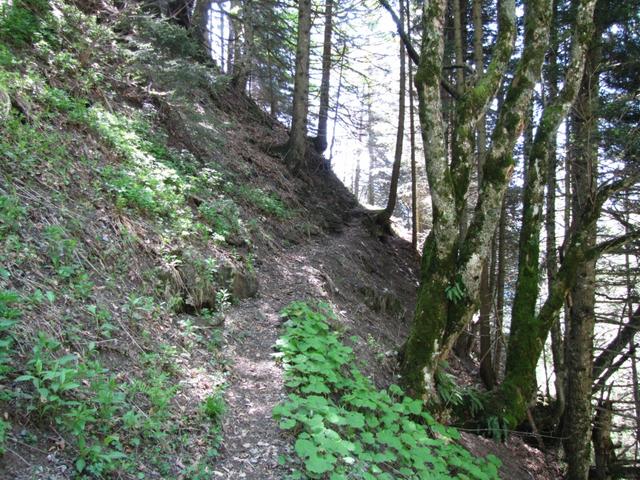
[0,0,53,47]
[0,195,26,238]
[445,276,466,304]
[273,301,501,479]
[436,363,464,408]
[0,290,20,386]
[236,185,290,218]
[198,199,244,242]
[43,225,79,279]
[202,393,225,424]
[464,389,485,417]
[486,416,508,443]
[16,333,81,415]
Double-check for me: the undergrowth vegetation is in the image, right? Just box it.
[273,302,501,479]
[0,0,279,476]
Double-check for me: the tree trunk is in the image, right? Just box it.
[232,0,254,93]
[627,227,640,460]
[219,4,224,68]
[285,0,312,171]
[494,197,507,379]
[401,0,517,399]
[545,3,565,429]
[407,0,419,251]
[329,43,346,166]
[229,0,242,75]
[378,1,406,225]
[354,156,361,200]
[495,0,597,427]
[563,16,602,478]
[631,338,640,462]
[592,399,615,480]
[367,90,376,206]
[314,0,333,154]
[192,0,212,57]
[474,0,495,390]
[267,44,278,116]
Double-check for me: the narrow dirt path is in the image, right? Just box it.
[213,228,344,478]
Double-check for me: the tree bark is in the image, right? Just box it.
[546,3,566,429]
[593,399,616,480]
[192,0,212,57]
[285,0,312,171]
[314,0,333,154]
[563,13,602,477]
[367,88,376,206]
[407,0,419,250]
[400,0,519,395]
[232,0,254,93]
[400,0,517,399]
[474,0,495,390]
[498,0,597,428]
[329,43,346,166]
[631,338,640,462]
[494,196,507,379]
[378,1,406,225]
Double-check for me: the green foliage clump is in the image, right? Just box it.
[273,302,502,479]
[445,276,466,304]
[198,198,245,242]
[8,335,222,476]
[0,0,52,47]
[16,334,82,415]
[0,289,18,455]
[236,185,290,218]
[0,290,20,388]
[42,225,94,297]
[0,195,26,238]
[0,417,8,455]
[87,107,188,219]
[202,393,225,423]
[133,16,209,62]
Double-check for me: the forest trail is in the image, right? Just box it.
[215,217,361,478]
[213,206,422,478]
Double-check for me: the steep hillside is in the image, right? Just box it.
[0,2,561,479]
[0,3,411,477]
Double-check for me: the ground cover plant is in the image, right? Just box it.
[0,2,243,476]
[273,301,502,479]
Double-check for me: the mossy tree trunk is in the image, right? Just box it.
[473,0,495,390]
[399,0,518,398]
[493,0,597,428]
